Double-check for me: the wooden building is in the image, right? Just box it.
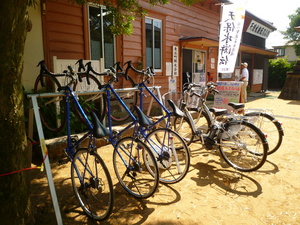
[23,0,277,95]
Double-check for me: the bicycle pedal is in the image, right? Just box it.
[58,159,69,166]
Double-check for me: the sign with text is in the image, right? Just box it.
[213,81,242,110]
[246,20,272,39]
[218,4,245,74]
[172,45,179,76]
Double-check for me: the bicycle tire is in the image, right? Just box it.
[189,109,211,134]
[73,73,106,123]
[71,148,114,220]
[173,116,195,145]
[33,74,66,133]
[113,137,159,198]
[108,74,138,123]
[145,128,190,184]
[218,120,268,172]
[244,112,283,155]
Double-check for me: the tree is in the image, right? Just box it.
[0,1,36,224]
[282,7,300,56]
[0,0,205,224]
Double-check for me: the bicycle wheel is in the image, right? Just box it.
[189,109,211,134]
[113,137,159,198]
[244,112,284,155]
[173,116,195,145]
[34,74,66,133]
[218,120,268,172]
[146,128,190,184]
[73,74,106,123]
[108,74,138,123]
[71,148,114,221]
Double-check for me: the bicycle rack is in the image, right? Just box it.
[27,85,162,225]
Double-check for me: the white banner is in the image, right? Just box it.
[217,4,245,74]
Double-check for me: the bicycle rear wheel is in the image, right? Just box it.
[244,112,283,155]
[71,148,114,221]
[189,109,211,134]
[73,73,106,123]
[146,128,190,184]
[34,74,65,133]
[218,120,268,172]
[113,137,159,198]
[108,74,138,123]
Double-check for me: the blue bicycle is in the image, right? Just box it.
[103,64,190,185]
[55,66,114,220]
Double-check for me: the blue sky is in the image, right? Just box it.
[229,0,299,48]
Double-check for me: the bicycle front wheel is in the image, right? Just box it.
[146,128,190,184]
[34,74,66,133]
[71,148,114,221]
[244,112,283,155]
[218,120,268,172]
[113,137,159,198]
[173,116,195,145]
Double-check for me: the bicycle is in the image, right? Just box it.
[221,103,284,155]
[77,59,138,123]
[179,83,284,155]
[51,66,114,220]
[169,82,269,172]
[34,60,103,133]
[97,66,190,185]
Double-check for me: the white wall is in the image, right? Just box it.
[23,3,44,93]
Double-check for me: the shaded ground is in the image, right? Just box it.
[30,91,300,225]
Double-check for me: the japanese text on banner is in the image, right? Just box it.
[218,4,245,74]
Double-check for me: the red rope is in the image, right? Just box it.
[0,142,48,177]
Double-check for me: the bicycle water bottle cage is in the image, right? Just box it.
[167,99,185,117]
[90,112,110,138]
[134,105,153,127]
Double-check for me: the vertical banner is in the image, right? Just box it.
[217,4,245,73]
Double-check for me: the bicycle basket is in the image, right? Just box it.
[186,87,205,109]
[162,92,183,111]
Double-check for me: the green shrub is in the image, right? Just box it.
[268,58,295,89]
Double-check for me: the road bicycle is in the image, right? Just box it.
[97,66,190,185]
[34,60,102,133]
[77,59,138,123]
[51,66,114,220]
[168,82,269,172]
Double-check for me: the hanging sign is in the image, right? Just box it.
[217,4,245,74]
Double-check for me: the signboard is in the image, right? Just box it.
[246,20,272,39]
[218,4,245,74]
[213,81,242,110]
[253,69,263,84]
[172,45,179,76]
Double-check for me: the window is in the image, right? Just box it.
[145,17,162,71]
[89,5,115,69]
[274,48,285,57]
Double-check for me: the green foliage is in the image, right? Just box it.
[268,58,295,89]
[68,0,205,35]
[281,7,300,56]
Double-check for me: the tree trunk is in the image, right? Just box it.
[0,1,33,224]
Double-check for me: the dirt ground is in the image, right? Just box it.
[30,91,300,225]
